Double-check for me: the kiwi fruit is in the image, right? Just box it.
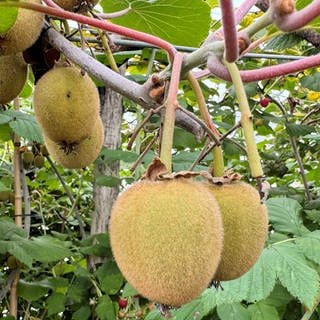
[109,179,224,306]
[34,154,45,168]
[0,53,28,104]
[53,0,99,11]
[0,0,44,55]
[206,182,268,281]
[33,65,100,143]
[0,191,11,202]
[44,117,104,169]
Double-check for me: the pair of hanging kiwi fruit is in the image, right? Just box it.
[109,161,268,307]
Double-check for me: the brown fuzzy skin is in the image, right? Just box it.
[0,0,44,55]
[34,66,100,143]
[109,179,224,306]
[53,0,99,11]
[206,182,268,281]
[0,54,27,104]
[44,118,104,169]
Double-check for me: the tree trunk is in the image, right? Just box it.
[91,87,122,236]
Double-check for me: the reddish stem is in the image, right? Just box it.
[220,0,238,62]
[274,0,320,32]
[2,1,177,61]
[196,53,320,82]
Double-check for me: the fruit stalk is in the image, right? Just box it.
[160,52,184,172]
[186,72,225,177]
[224,61,263,178]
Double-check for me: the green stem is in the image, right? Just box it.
[99,31,120,73]
[160,52,184,172]
[186,72,224,177]
[224,61,263,178]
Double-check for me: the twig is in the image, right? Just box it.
[130,130,160,172]
[96,6,131,19]
[127,105,164,150]
[20,159,31,237]
[46,155,87,239]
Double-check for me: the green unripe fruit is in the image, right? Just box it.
[23,151,34,164]
[205,182,269,281]
[34,65,100,144]
[0,191,10,201]
[0,54,28,104]
[0,0,44,55]
[34,154,45,168]
[109,179,224,306]
[44,118,104,169]
[7,255,18,269]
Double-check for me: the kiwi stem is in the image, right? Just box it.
[10,98,22,318]
[99,31,120,73]
[224,61,263,178]
[0,1,177,61]
[160,52,184,172]
[186,72,225,177]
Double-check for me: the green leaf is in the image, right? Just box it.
[217,303,250,320]
[0,110,43,142]
[248,301,280,320]
[0,240,33,268]
[47,292,67,316]
[201,249,277,316]
[173,127,200,149]
[95,175,121,187]
[285,123,315,137]
[266,198,308,236]
[271,243,320,309]
[0,8,18,34]
[0,218,27,240]
[17,280,49,302]
[95,261,124,295]
[145,309,163,320]
[22,236,72,263]
[96,295,116,320]
[300,73,320,91]
[99,148,139,162]
[172,298,202,320]
[101,0,211,47]
[296,230,320,265]
[72,306,91,320]
[122,282,139,297]
[0,123,12,141]
[264,33,303,51]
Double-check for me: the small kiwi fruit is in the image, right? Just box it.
[0,0,44,55]
[44,117,104,169]
[53,0,99,11]
[0,53,28,104]
[0,191,11,202]
[205,182,268,281]
[34,154,45,168]
[33,65,100,143]
[109,179,224,306]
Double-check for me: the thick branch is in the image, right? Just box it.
[45,28,204,139]
[220,0,238,62]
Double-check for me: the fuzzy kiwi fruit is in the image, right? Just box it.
[34,154,45,168]
[206,182,268,281]
[0,53,28,104]
[44,117,104,169]
[53,0,99,11]
[34,65,100,143]
[0,0,44,55]
[109,179,224,306]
